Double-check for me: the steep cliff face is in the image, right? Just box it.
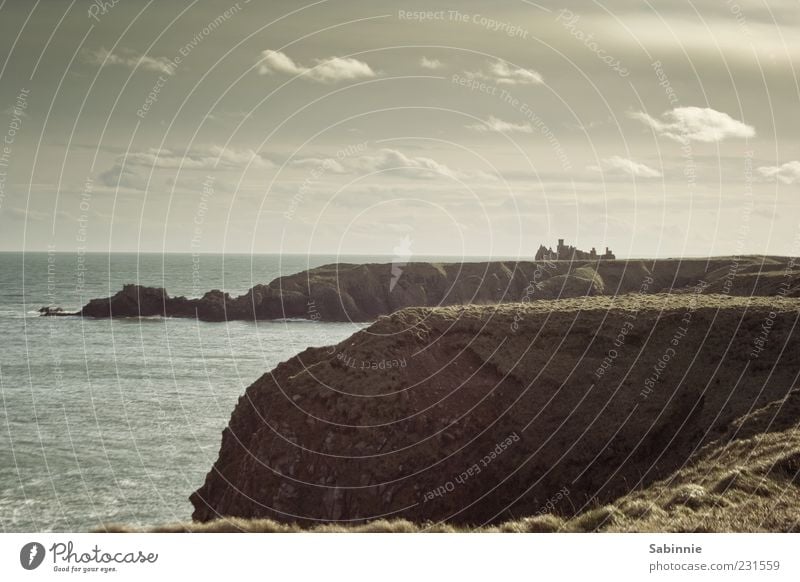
[43,256,800,322]
[190,294,800,525]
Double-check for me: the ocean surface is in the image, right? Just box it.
[0,251,470,532]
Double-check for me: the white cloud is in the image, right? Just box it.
[84,48,175,75]
[123,146,273,170]
[629,107,755,143]
[588,156,662,178]
[466,115,533,133]
[291,157,349,173]
[256,50,375,83]
[466,60,543,86]
[98,147,273,189]
[420,57,444,70]
[355,149,460,179]
[294,148,495,181]
[98,164,148,190]
[488,60,543,85]
[758,161,800,184]
[1,207,54,221]
[166,175,234,193]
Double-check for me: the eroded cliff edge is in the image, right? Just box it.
[189,293,800,525]
[41,256,800,322]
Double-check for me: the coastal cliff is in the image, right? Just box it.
[41,256,800,322]
[189,293,800,526]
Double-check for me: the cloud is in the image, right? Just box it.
[122,146,273,170]
[588,156,662,178]
[256,50,376,83]
[758,161,800,184]
[466,115,533,133]
[353,148,496,181]
[420,57,444,70]
[293,148,495,181]
[98,164,148,190]
[1,207,54,221]
[629,107,755,143]
[291,157,349,173]
[466,60,543,86]
[98,147,273,190]
[488,60,543,85]
[84,48,175,75]
[166,175,234,193]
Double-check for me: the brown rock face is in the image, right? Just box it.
[43,256,800,322]
[190,294,800,525]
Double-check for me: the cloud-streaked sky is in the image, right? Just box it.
[0,0,798,258]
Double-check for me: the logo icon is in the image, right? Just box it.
[20,542,45,570]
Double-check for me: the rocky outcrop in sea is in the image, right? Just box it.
[40,256,800,322]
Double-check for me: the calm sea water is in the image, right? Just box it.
[0,251,470,532]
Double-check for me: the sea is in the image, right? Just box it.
[0,251,473,532]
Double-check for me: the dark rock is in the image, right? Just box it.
[39,306,72,316]
[40,256,800,322]
[190,294,800,525]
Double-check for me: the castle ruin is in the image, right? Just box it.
[535,239,615,261]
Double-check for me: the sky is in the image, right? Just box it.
[0,0,798,258]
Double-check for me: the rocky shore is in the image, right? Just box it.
[40,256,800,322]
